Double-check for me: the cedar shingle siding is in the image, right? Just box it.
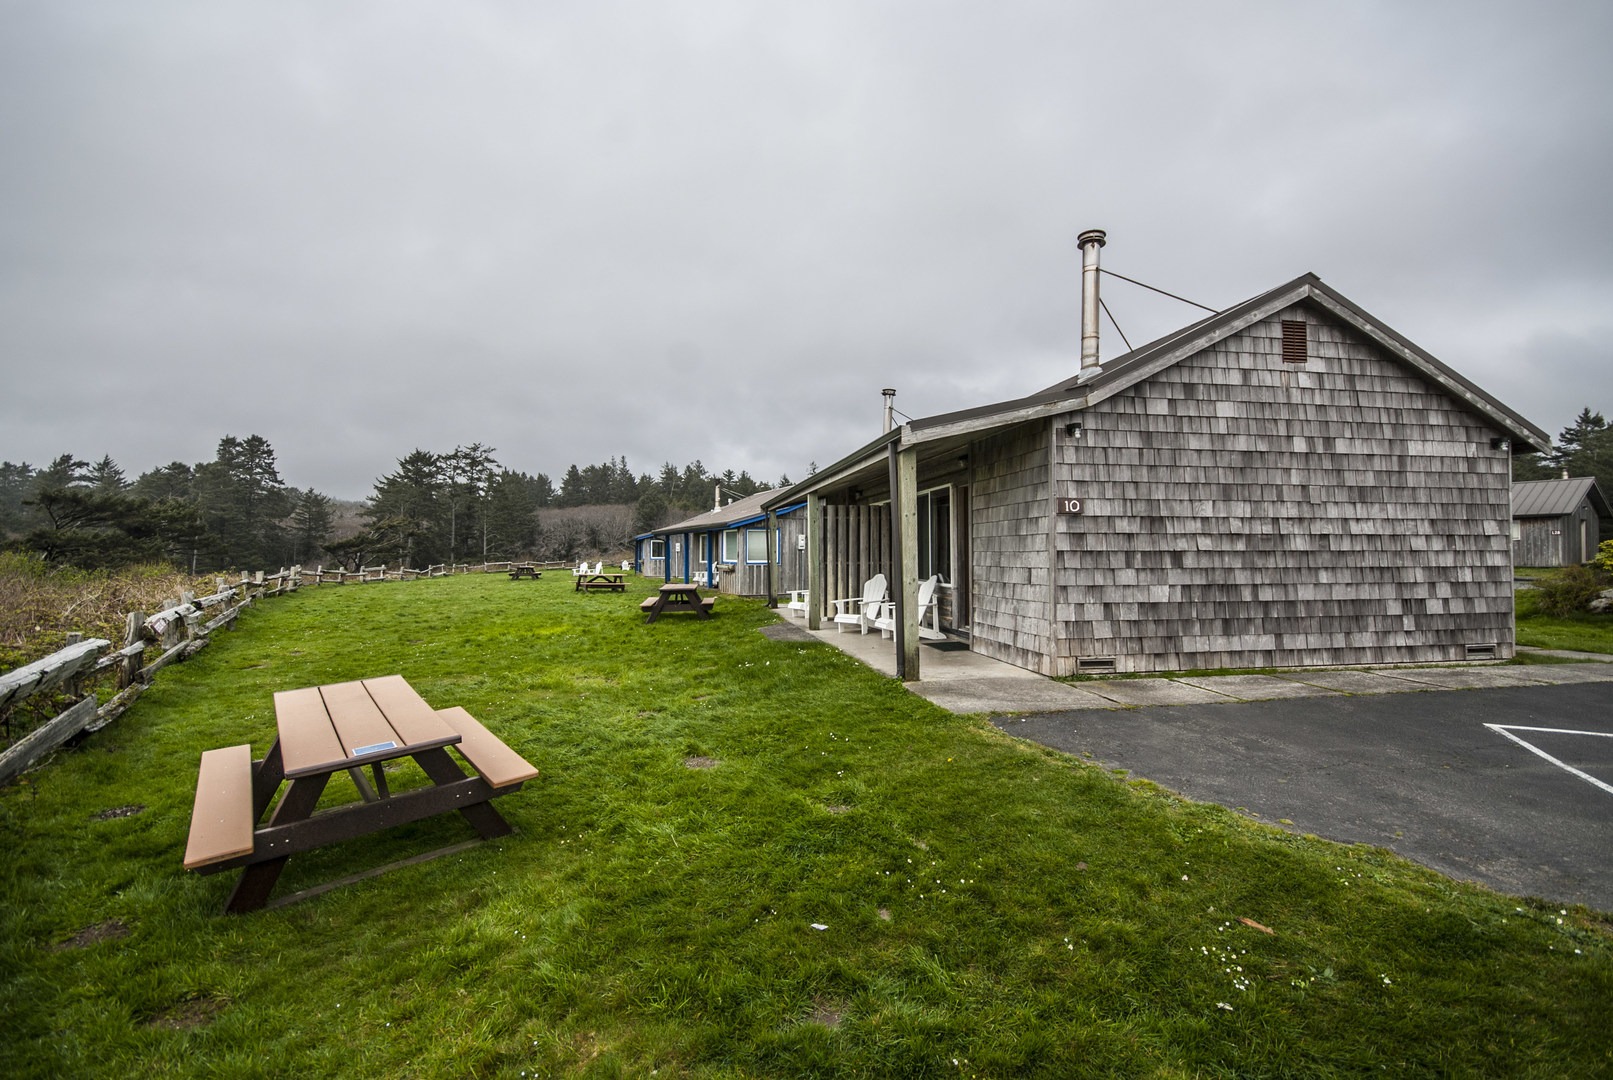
[1038,305,1513,674]
[970,424,1053,671]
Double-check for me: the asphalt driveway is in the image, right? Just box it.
[992,682,1613,910]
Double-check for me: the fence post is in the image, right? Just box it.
[119,612,144,689]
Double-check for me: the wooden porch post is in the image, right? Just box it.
[764,510,777,606]
[892,444,920,681]
[806,493,824,630]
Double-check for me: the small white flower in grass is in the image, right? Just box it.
[1217,1002,1234,1011]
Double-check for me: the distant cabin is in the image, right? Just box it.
[634,489,807,597]
[766,272,1549,677]
[1512,477,1609,567]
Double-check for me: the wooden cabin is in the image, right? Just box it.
[638,490,808,597]
[1512,477,1608,566]
[765,270,1549,679]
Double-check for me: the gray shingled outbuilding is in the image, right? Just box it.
[764,271,1550,678]
[1512,477,1609,566]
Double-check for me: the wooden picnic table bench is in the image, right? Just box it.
[184,675,537,913]
[508,565,540,580]
[575,572,625,593]
[641,583,715,623]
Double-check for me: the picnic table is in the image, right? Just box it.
[640,582,716,623]
[508,565,540,580]
[575,572,626,593]
[183,675,537,913]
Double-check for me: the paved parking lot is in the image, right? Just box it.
[992,682,1613,910]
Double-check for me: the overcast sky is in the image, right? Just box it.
[3,1,1610,500]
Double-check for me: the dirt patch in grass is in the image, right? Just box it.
[92,804,145,820]
[147,995,227,1031]
[683,756,718,770]
[806,998,846,1029]
[54,918,129,951]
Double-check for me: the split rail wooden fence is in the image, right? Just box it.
[0,560,572,784]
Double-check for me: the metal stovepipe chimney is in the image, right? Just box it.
[1078,228,1106,374]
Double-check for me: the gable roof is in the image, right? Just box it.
[768,272,1551,511]
[651,489,776,537]
[906,273,1550,452]
[1512,476,1611,518]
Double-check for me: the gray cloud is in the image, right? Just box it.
[3,1,1610,497]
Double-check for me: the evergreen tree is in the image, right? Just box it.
[87,455,129,493]
[632,488,668,535]
[530,472,555,507]
[33,453,90,490]
[289,488,335,563]
[0,461,34,538]
[133,462,195,502]
[21,487,204,568]
[484,470,540,557]
[555,465,585,508]
[1548,408,1608,472]
[193,435,292,570]
[365,450,447,567]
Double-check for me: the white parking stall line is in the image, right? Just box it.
[1484,724,1613,797]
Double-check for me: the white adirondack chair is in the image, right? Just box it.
[784,589,810,620]
[589,561,603,576]
[693,570,709,587]
[571,561,588,577]
[831,573,888,634]
[875,575,947,641]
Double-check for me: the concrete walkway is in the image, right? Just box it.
[769,617,1613,713]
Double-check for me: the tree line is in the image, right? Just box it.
[0,436,789,572]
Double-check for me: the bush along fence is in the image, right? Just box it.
[0,560,576,785]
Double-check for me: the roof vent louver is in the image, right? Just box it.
[1281,320,1308,364]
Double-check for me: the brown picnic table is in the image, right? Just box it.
[575,572,625,593]
[183,675,537,913]
[508,565,541,580]
[640,582,716,623]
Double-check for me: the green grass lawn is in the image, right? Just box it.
[1516,587,1613,654]
[2,574,1609,1078]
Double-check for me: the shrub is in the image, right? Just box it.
[1532,562,1611,617]
[1597,538,1613,572]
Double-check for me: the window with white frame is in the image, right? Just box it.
[744,527,769,564]
[721,529,740,563]
[649,538,665,560]
[916,486,953,581]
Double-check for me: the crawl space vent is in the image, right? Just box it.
[1464,643,1498,660]
[1076,656,1117,673]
